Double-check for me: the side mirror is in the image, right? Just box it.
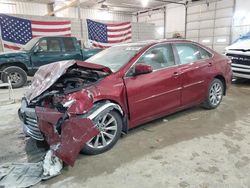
[134,64,153,76]
[33,46,43,54]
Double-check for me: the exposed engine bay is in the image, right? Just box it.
[28,65,108,109]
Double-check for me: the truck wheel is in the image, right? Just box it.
[2,66,27,88]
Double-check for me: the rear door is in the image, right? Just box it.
[124,44,182,127]
[173,43,213,106]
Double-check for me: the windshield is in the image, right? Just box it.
[22,37,41,51]
[86,45,144,72]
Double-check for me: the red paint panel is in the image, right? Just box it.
[36,107,99,166]
[54,118,99,166]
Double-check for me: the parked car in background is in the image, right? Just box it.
[18,39,232,166]
[225,39,250,79]
[0,36,102,88]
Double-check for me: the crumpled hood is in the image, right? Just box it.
[25,60,112,103]
[0,50,28,58]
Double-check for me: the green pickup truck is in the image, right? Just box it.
[0,36,102,88]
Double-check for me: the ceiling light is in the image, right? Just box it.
[217,38,227,43]
[202,39,210,43]
[156,27,164,35]
[141,0,149,8]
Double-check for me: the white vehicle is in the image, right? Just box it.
[225,40,250,79]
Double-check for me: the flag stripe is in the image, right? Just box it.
[31,20,71,25]
[32,33,71,37]
[91,39,132,48]
[107,28,132,36]
[108,36,132,43]
[32,27,71,32]
[108,31,132,38]
[107,22,131,27]
[107,26,131,32]
[87,19,132,49]
[32,30,71,36]
[107,23,131,30]
[92,43,110,49]
[31,24,71,29]
[3,40,23,50]
[4,44,20,50]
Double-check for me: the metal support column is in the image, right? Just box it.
[78,0,84,47]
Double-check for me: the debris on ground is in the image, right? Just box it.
[0,150,63,188]
[163,118,168,122]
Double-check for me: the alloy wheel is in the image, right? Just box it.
[86,113,118,149]
[209,82,223,106]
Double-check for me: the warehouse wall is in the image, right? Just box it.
[232,0,250,42]
[133,4,185,39]
[0,1,47,16]
[165,3,186,38]
[186,0,234,53]
[0,14,154,52]
[133,9,165,39]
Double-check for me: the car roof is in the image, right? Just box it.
[116,39,194,47]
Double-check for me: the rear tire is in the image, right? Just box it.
[81,111,122,155]
[202,78,224,109]
[2,66,27,88]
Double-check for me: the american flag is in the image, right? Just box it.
[0,14,71,51]
[87,19,132,48]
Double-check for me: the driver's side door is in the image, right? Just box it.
[124,44,182,128]
[31,38,65,71]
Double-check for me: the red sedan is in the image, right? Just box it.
[19,39,232,166]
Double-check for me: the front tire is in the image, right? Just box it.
[81,111,122,155]
[202,78,224,109]
[2,66,27,88]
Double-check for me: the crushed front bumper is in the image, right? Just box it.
[18,98,100,166]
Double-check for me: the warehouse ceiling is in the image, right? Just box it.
[0,0,186,12]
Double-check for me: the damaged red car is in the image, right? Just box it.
[19,39,232,166]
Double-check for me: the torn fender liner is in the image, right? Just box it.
[0,151,63,188]
[36,107,100,166]
[0,162,44,188]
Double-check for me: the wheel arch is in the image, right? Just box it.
[0,62,28,72]
[214,75,226,95]
[86,99,129,134]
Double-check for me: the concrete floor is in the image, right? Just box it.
[0,80,250,187]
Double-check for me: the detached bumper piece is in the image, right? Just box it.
[35,107,99,166]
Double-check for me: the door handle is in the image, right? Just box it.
[208,62,212,67]
[172,72,181,78]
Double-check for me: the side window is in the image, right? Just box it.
[175,43,201,64]
[199,47,212,59]
[47,39,61,52]
[37,39,48,52]
[63,38,75,52]
[136,44,175,70]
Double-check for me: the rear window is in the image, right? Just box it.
[175,43,200,64]
[63,38,75,52]
[199,47,212,59]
